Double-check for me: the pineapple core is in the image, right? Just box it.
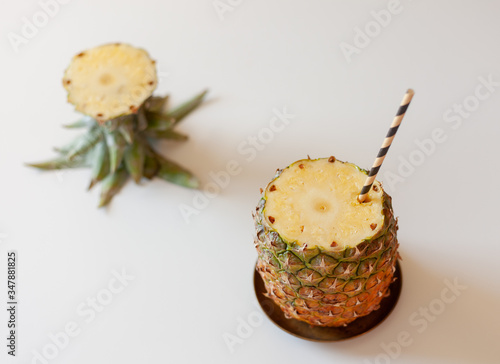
[263,158,384,250]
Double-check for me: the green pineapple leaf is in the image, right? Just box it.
[145,95,169,113]
[63,116,96,129]
[104,130,127,173]
[88,140,110,189]
[124,139,145,183]
[156,155,199,189]
[26,157,89,170]
[67,128,103,161]
[98,167,129,207]
[166,89,208,125]
[145,114,175,131]
[118,117,134,144]
[54,134,90,155]
[137,107,148,131]
[144,129,188,141]
[143,154,160,179]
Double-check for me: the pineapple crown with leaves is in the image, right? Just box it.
[28,43,207,207]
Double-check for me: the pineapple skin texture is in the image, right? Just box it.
[253,175,399,327]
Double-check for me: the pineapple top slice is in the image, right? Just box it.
[263,158,385,250]
[63,43,158,122]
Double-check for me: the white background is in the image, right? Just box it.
[1,1,499,363]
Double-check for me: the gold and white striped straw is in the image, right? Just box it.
[358,89,415,203]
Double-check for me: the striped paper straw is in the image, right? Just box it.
[358,89,415,203]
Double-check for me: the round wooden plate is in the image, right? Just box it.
[254,261,402,341]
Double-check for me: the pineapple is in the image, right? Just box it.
[63,43,158,122]
[254,157,399,327]
[28,43,208,207]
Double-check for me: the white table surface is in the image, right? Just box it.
[1,1,499,363]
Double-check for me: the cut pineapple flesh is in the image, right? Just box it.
[263,158,384,249]
[63,43,157,122]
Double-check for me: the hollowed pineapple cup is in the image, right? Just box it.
[253,157,399,328]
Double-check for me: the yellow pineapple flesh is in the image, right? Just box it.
[63,43,157,123]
